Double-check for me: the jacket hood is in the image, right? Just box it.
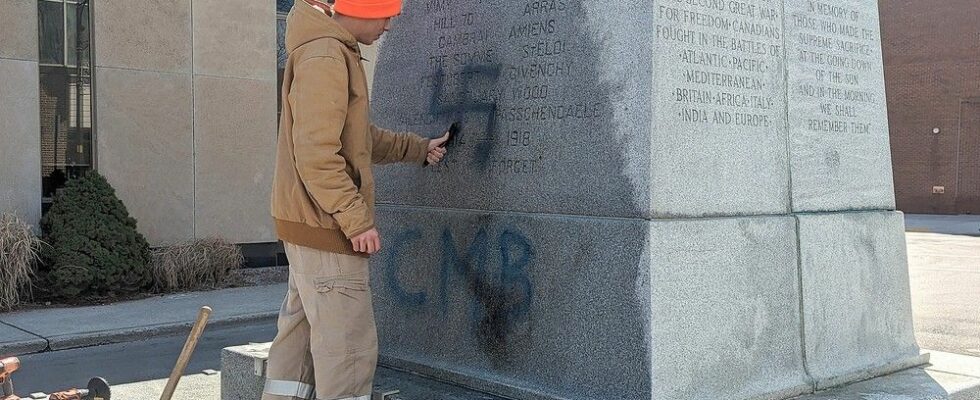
[286,0,359,54]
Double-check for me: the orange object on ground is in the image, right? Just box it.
[49,389,83,400]
[0,357,19,380]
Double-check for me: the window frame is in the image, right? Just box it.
[38,0,97,210]
[38,0,90,69]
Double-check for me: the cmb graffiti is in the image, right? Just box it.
[383,224,535,352]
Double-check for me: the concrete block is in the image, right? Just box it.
[221,343,270,400]
[193,1,276,80]
[798,211,921,388]
[193,75,277,243]
[93,0,191,72]
[648,216,809,400]
[0,0,39,61]
[370,206,808,399]
[95,67,194,245]
[0,59,41,226]
[785,0,897,211]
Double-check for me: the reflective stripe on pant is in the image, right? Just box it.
[262,243,378,400]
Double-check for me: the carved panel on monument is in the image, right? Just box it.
[786,0,896,211]
[372,0,650,218]
[649,0,790,216]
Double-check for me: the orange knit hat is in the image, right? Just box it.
[333,0,402,19]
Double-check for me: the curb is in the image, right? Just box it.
[1,311,279,356]
[0,338,48,357]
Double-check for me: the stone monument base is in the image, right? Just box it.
[367,208,924,400]
[221,211,925,400]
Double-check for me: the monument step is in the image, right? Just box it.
[220,343,508,400]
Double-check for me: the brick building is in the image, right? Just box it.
[881,0,980,214]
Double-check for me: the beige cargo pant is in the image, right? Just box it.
[262,242,378,400]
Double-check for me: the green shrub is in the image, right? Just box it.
[151,238,243,292]
[39,172,152,299]
[0,213,41,310]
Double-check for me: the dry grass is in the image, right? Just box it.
[0,213,40,310]
[150,238,244,292]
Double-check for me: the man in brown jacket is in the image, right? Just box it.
[264,0,448,398]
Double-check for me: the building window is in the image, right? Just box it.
[38,0,94,211]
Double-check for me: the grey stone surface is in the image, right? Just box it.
[193,75,277,243]
[363,0,915,398]
[0,59,41,226]
[0,0,39,61]
[0,284,283,351]
[648,216,809,400]
[371,0,801,218]
[93,0,191,72]
[648,0,790,217]
[192,1,276,80]
[785,0,896,212]
[369,206,808,399]
[371,206,649,399]
[798,211,921,387]
[221,343,269,400]
[0,323,46,356]
[95,67,194,245]
[371,0,652,218]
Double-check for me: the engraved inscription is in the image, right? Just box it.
[791,1,881,134]
[655,0,784,130]
[402,0,605,176]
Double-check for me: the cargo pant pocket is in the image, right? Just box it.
[313,275,377,356]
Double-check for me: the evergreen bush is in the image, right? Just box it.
[39,172,152,298]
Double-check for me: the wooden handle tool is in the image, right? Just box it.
[159,306,212,400]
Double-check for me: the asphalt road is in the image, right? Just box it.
[6,321,504,400]
[8,321,278,397]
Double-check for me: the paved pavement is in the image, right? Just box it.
[793,351,980,399]
[907,232,980,356]
[0,284,285,356]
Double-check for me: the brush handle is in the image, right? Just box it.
[159,306,212,400]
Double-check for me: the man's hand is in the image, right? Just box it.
[427,131,450,165]
[351,228,381,254]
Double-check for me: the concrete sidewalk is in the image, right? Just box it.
[793,350,980,399]
[906,214,980,236]
[0,283,285,356]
